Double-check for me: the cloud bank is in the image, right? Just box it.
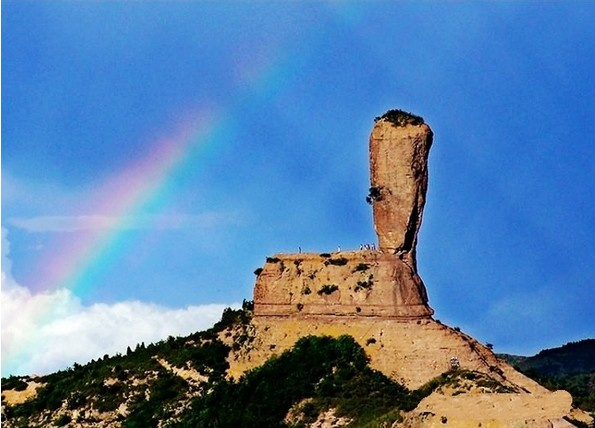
[7,212,240,233]
[1,229,236,377]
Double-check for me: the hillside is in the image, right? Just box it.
[3,304,592,427]
[500,340,595,377]
[499,340,595,414]
[1,303,250,427]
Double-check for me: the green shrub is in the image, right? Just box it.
[374,109,424,126]
[176,335,416,427]
[318,284,339,295]
[353,263,370,272]
[212,306,252,333]
[2,376,28,391]
[54,414,72,426]
[328,257,348,266]
[355,275,374,292]
[124,371,188,428]
[366,186,384,204]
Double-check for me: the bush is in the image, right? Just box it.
[212,307,251,333]
[2,376,28,391]
[124,371,188,427]
[328,257,348,266]
[366,186,384,204]
[318,284,339,295]
[353,263,370,272]
[176,335,414,427]
[355,279,373,292]
[374,109,424,126]
[54,414,72,426]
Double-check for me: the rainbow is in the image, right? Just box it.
[3,6,370,376]
[20,3,362,298]
[24,111,219,295]
[25,53,287,297]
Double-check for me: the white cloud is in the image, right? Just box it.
[7,212,240,233]
[1,228,236,377]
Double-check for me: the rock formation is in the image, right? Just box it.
[239,110,593,427]
[368,110,432,263]
[254,110,434,319]
[253,251,432,319]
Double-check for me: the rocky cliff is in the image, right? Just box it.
[369,110,431,261]
[254,110,434,320]
[238,109,593,427]
[254,251,432,319]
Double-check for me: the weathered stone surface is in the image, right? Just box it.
[253,111,434,320]
[253,250,433,319]
[225,317,592,427]
[226,316,550,392]
[401,389,574,427]
[369,111,433,262]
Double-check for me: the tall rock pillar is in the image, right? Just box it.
[369,110,433,266]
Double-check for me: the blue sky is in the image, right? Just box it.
[2,2,594,376]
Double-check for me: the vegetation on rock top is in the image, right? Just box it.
[374,109,424,127]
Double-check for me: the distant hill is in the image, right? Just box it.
[500,339,595,377]
[499,339,595,414]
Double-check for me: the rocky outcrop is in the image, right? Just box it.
[229,309,593,427]
[400,389,578,428]
[254,109,434,320]
[369,110,432,261]
[254,251,432,319]
[228,317,524,390]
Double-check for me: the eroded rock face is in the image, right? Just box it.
[253,111,434,320]
[253,251,433,319]
[369,111,433,262]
